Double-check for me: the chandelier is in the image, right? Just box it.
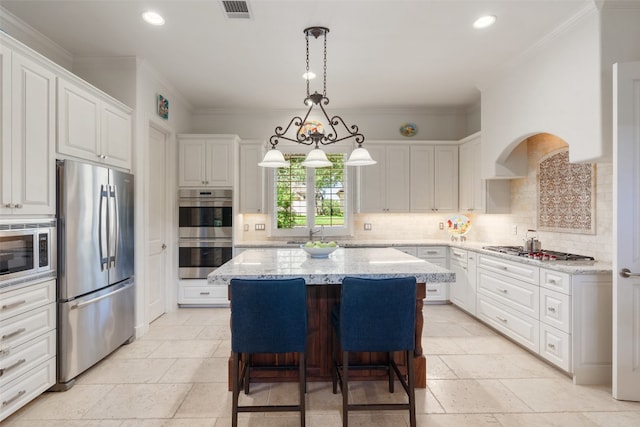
[259,26,376,168]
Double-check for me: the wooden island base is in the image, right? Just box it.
[228,283,426,390]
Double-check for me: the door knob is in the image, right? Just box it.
[620,268,640,278]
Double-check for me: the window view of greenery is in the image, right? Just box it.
[276,153,346,229]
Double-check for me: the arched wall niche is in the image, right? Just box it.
[495,132,571,178]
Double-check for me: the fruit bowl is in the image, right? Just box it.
[300,243,338,258]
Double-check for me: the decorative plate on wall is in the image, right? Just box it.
[399,122,418,137]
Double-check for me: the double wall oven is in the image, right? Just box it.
[178,189,233,279]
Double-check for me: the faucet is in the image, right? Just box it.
[309,226,324,242]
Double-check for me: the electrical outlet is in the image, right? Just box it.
[512,225,518,235]
[364,223,372,231]
[255,223,265,231]
[439,222,444,230]
[243,224,249,231]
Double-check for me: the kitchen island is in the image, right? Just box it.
[208,247,455,389]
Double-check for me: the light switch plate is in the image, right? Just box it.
[364,223,372,231]
[243,224,249,231]
[255,223,265,231]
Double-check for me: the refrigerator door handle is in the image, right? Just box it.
[108,185,118,269]
[99,185,109,271]
[69,281,132,310]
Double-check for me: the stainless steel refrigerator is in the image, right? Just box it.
[55,159,135,390]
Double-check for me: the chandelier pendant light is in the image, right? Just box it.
[259,26,376,168]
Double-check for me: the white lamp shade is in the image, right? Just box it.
[301,148,332,168]
[258,149,290,168]
[345,147,377,166]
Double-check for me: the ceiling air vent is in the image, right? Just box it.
[221,1,252,20]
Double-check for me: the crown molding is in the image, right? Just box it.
[136,58,194,113]
[192,105,469,117]
[0,5,73,69]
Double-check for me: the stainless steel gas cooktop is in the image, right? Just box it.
[482,245,595,261]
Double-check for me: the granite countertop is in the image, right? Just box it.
[208,247,455,286]
[234,240,612,275]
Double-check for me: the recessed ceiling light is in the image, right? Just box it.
[473,15,496,29]
[142,11,165,26]
[302,71,316,80]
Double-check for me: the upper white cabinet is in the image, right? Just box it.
[0,45,56,216]
[458,133,510,214]
[411,144,458,212]
[239,140,265,213]
[358,144,410,212]
[57,77,132,170]
[178,134,237,187]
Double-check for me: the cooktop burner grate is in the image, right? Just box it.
[482,246,595,261]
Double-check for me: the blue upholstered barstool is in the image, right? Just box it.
[331,276,417,427]
[230,278,307,427]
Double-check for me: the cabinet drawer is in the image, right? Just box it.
[417,246,447,258]
[540,268,571,294]
[0,330,55,386]
[540,323,571,372]
[477,254,539,284]
[477,294,539,353]
[394,246,417,256]
[449,248,467,264]
[539,287,571,333]
[425,283,448,302]
[0,357,56,422]
[178,283,229,306]
[0,279,56,321]
[477,269,539,319]
[0,303,55,350]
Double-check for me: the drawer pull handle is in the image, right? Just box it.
[547,307,557,313]
[496,316,507,323]
[1,300,27,311]
[501,266,508,271]
[199,292,211,295]
[2,390,26,407]
[0,358,26,377]
[426,251,438,255]
[0,348,10,357]
[547,343,556,349]
[548,279,556,284]
[1,328,26,341]
[497,288,508,293]
[427,289,437,293]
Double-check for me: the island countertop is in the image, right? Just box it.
[208,247,455,285]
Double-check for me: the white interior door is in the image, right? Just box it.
[146,123,168,322]
[613,61,640,401]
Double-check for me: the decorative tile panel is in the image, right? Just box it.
[537,148,595,234]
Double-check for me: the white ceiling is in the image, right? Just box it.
[1,0,592,111]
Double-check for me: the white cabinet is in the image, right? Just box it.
[0,278,56,422]
[239,141,265,213]
[449,248,475,314]
[178,134,237,187]
[0,45,56,216]
[57,77,132,170]
[416,246,448,302]
[410,145,458,212]
[178,279,229,307]
[458,133,510,214]
[474,252,612,384]
[358,144,410,212]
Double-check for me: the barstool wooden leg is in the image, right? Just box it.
[407,350,416,427]
[388,352,394,393]
[232,352,240,427]
[299,352,306,427]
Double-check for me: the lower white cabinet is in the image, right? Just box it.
[416,246,448,302]
[449,248,475,314]
[178,279,229,307]
[0,278,56,422]
[474,253,612,384]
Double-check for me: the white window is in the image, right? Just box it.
[269,149,352,238]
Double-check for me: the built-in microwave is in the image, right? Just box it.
[0,220,56,286]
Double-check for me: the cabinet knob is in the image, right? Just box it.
[5,203,14,208]
[161,244,167,250]
[15,204,22,209]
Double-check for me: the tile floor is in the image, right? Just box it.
[4,304,640,426]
